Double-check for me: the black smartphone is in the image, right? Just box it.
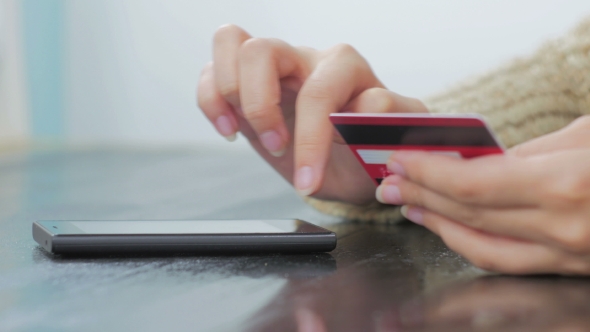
[32,219,336,255]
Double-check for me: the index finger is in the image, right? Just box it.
[293,44,382,196]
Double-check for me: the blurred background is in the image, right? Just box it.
[1,0,589,149]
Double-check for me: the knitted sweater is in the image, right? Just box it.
[306,17,590,223]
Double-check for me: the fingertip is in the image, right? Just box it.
[375,185,385,203]
[295,165,316,196]
[268,148,286,157]
[376,184,403,205]
[259,130,287,157]
[387,161,406,177]
[215,114,237,138]
[296,188,315,197]
[402,205,424,226]
[400,205,409,218]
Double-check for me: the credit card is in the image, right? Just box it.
[330,113,505,185]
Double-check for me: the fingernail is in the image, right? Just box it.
[224,133,237,142]
[376,185,403,205]
[295,166,314,196]
[215,115,236,141]
[259,130,285,157]
[401,205,424,225]
[387,161,406,177]
[269,149,285,157]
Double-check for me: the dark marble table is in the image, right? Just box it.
[1,147,589,331]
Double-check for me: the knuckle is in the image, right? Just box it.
[330,43,360,58]
[296,45,318,58]
[560,258,590,275]
[214,24,245,42]
[296,138,323,157]
[546,174,587,208]
[364,88,397,113]
[242,102,271,124]
[454,206,481,227]
[239,38,274,58]
[448,177,480,201]
[217,81,240,100]
[552,219,590,254]
[327,43,369,72]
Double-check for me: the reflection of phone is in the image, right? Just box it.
[330,113,505,185]
[33,219,336,255]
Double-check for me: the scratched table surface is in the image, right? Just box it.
[0,147,589,331]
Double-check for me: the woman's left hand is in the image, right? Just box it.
[376,115,590,275]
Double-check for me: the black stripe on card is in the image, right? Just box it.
[334,125,498,147]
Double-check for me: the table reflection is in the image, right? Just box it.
[247,272,590,331]
[408,276,590,331]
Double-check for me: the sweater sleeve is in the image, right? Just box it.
[305,17,590,224]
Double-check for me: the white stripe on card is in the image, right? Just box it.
[356,149,462,164]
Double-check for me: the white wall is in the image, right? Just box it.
[0,0,29,146]
[64,0,590,145]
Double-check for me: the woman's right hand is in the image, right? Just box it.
[197,25,427,205]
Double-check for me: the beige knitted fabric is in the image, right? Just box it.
[306,17,590,224]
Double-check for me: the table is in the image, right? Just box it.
[1,147,588,331]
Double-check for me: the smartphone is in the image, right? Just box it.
[33,219,336,255]
[330,113,505,185]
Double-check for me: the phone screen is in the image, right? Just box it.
[40,220,316,235]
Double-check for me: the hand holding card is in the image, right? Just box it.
[330,113,504,185]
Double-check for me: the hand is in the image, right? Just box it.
[197,25,427,205]
[375,115,590,275]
